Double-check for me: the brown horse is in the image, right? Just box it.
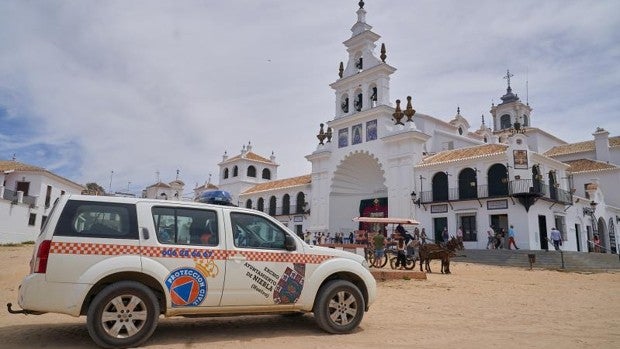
[418,238,460,274]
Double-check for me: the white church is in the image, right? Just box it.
[206,2,619,254]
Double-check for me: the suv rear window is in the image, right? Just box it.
[152,207,218,246]
[54,200,138,239]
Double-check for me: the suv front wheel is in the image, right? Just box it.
[313,280,365,334]
[86,281,160,349]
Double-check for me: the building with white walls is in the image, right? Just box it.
[0,160,84,243]
[215,2,619,254]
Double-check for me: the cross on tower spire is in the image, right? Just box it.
[503,69,514,91]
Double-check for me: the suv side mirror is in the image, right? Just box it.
[284,234,297,251]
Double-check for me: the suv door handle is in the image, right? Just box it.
[228,254,246,262]
[141,227,150,240]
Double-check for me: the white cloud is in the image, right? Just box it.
[0,0,618,195]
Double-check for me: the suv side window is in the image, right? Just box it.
[152,206,218,246]
[230,212,287,250]
[54,200,138,239]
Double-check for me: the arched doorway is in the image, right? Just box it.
[458,168,477,200]
[488,164,508,197]
[432,172,449,201]
[330,152,386,234]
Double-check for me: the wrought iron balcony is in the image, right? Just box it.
[419,179,572,206]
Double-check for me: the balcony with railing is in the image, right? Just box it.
[419,179,572,207]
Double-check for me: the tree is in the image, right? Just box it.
[83,182,106,196]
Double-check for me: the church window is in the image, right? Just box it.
[295,192,306,214]
[458,168,478,200]
[523,114,529,126]
[257,198,264,212]
[488,164,509,196]
[282,194,290,215]
[223,168,229,179]
[247,165,256,178]
[262,168,271,180]
[369,85,378,107]
[340,94,349,113]
[500,114,511,129]
[233,166,238,177]
[245,199,252,209]
[458,127,463,135]
[269,196,277,216]
[432,172,449,202]
[483,136,488,143]
[355,56,363,71]
[354,93,363,112]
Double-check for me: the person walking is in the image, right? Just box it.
[549,227,562,251]
[486,228,495,249]
[441,227,449,244]
[456,226,464,245]
[395,238,407,270]
[420,228,427,245]
[508,225,519,250]
[372,232,386,267]
[593,234,601,252]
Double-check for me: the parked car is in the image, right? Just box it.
[8,195,375,348]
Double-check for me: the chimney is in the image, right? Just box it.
[593,127,610,163]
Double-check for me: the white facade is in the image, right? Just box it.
[1,161,84,243]
[216,3,619,254]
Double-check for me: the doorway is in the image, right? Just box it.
[490,214,508,234]
[574,224,581,252]
[538,215,548,250]
[433,217,447,243]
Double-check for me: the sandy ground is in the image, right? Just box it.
[0,245,619,349]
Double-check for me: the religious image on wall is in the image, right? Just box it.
[358,198,388,234]
[513,150,528,169]
[352,124,363,145]
[338,128,349,148]
[366,119,377,141]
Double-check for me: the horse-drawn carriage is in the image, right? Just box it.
[352,216,463,274]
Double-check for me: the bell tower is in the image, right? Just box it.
[330,1,396,119]
[490,70,532,132]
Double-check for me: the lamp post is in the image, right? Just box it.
[583,201,598,253]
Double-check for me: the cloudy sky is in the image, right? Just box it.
[1,0,618,197]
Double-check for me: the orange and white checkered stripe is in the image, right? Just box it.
[50,242,334,264]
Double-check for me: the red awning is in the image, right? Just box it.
[352,217,419,225]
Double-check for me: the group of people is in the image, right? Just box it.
[302,231,355,245]
[370,224,429,269]
[486,225,519,250]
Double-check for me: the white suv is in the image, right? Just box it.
[8,195,375,348]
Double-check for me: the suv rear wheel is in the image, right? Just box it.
[313,280,365,334]
[86,281,160,348]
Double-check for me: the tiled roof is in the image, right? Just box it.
[544,136,620,157]
[147,181,171,189]
[0,160,84,189]
[242,175,311,195]
[223,151,273,164]
[564,159,619,173]
[418,144,508,166]
[0,160,45,172]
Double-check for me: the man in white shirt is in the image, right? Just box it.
[549,227,562,251]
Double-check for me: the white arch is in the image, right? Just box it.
[331,150,386,195]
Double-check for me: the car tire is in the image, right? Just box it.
[313,280,365,334]
[87,281,160,349]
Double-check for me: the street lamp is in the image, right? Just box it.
[411,191,421,207]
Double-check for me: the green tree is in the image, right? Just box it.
[83,182,106,195]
